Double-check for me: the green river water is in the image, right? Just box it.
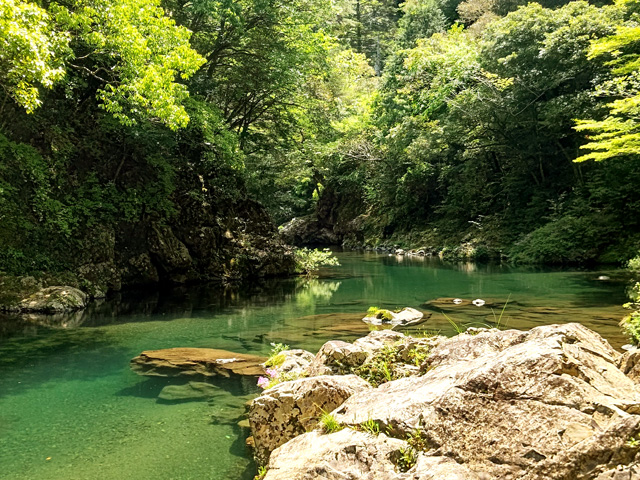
[0,252,631,480]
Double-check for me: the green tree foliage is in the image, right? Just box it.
[306,0,640,264]
[0,0,67,112]
[4,0,640,280]
[397,0,448,47]
[575,0,640,161]
[0,0,205,128]
[329,0,400,73]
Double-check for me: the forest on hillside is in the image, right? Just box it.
[1,0,640,283]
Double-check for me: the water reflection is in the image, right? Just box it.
[295,279,341,306]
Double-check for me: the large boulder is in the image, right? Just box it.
[274,349,315,375]
[279,215,340,246]
[352,329,407,351]
[328,323,640,479]
[306,340,370,376]
[130,348,266,377]
[618,348,640,383]
[18,286,88,313]
[263,429,481,480]
[148,224,193,282]
[249,374,371,466]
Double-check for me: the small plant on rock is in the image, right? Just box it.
[319,411,344,433]
[257,368,279,389]
[359,418,381,435]
[264,342,289,368]
[407,345,431,367]
[257,368,306,390]
[396,446,417,472]
[355,345,404,387]
[406,429,430,451]
[254,466,268,480]
[622,280,640,345]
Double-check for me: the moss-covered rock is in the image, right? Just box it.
[18,286,88,313]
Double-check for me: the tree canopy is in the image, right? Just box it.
[2,0,640,274]
[575,0,640,161]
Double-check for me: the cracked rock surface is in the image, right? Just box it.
[258,324,640,479]
[250,375,371,466]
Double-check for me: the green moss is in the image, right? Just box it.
[366,306,393,322]
[264,353,286,368]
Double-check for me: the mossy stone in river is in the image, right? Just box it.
[18,286,88,313]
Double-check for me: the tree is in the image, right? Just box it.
[0,0,67,113]
[0,0,205,129]
[396,0,448,47]
[575,0,640,161]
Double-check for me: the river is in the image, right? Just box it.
[0,252,630,479]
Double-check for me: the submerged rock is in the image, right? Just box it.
[249,375,371,466]
[18,286,88,313]
[130,348,266,378]
[158,381,220,401]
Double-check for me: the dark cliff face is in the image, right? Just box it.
[76,192,295,292]
[279,183,367,247]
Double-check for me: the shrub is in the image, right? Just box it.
[622,255,640,345]
[509,215,615,264]
[294,248,340,278]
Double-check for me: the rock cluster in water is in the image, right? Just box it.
[249,323,640,479]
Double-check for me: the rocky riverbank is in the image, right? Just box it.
[0,197,296,315]
[249,323,640,479]
[280,213,503,262]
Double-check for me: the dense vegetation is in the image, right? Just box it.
[1,0,640,285]
[272,0,640,265]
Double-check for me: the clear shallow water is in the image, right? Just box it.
[0,252,630,479]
